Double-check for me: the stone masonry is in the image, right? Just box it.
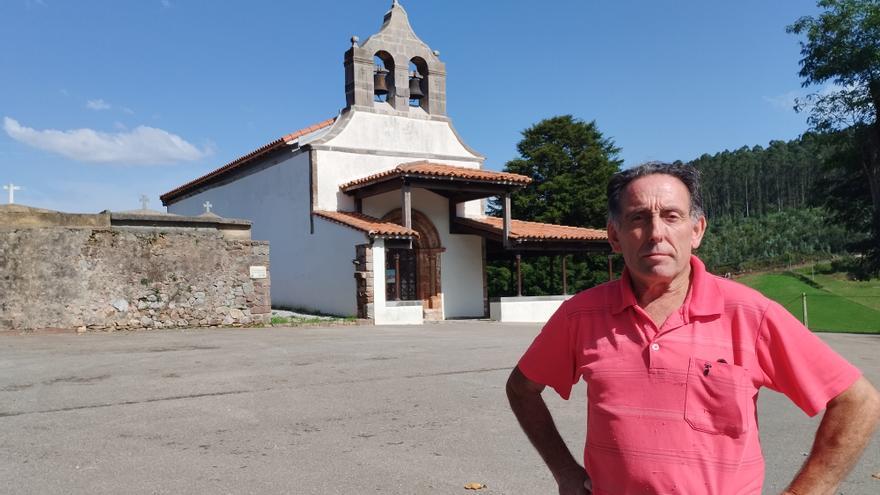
[0,205,270,332]
[354,243,374,319]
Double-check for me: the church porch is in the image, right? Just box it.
[338,161,532,321]
[451,216,611,323]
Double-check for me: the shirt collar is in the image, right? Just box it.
[611,255,724,318]
[611,267,639,315]
[685,255,724,318]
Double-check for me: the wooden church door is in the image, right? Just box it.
[386,248,417,301]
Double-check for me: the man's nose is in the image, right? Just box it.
[647,214,664,242]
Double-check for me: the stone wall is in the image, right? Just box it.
[0,227,270,332]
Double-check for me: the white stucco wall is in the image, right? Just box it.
[314,110,484,214]
[315,149,482,213]
[303,218,367,316]
[323,111,475,157]
[489,296,573,323]
[364,188,484,318]
[167,152,358,316]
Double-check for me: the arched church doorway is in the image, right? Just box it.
[381,209,444,320]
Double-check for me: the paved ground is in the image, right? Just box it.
[0,322,877,494]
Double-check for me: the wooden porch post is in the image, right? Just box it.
[607,254,614,281]
[394,253,401,301]
[516,253,522,297]
[401,182,412,249]
[562,254,568,295]
[502,193,511,249]
[401,182,412,230]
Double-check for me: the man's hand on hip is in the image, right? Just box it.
[557,466,592,495]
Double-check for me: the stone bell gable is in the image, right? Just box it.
[344,0,446,117]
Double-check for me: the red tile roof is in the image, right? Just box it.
[161,117,337,205]
[455,216,607,242]
[339,161,531,191]
[313,210,419,239]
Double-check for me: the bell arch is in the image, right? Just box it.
[373,50,396,103]
[408,56,428,109]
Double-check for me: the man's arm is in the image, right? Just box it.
[506,366,591,495]
[784,376,880,495]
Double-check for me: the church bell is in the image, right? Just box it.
[374,67,389,96]
[408,72,424,100]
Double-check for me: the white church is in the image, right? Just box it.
[161,1,607,324]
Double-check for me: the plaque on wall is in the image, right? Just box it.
[249,266,268,279]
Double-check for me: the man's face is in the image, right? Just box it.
[607,174,706,288]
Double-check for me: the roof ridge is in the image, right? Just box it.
[339,162,531,191]
[161,117,336,205]
[455,216,607,241]
[313,209,419,239]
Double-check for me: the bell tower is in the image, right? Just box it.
[343,0,447,118]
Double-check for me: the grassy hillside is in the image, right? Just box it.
[736,271,880,334]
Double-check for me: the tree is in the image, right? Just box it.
[486,116,622,297]
[788,0,880,275]
[490,115,622,227]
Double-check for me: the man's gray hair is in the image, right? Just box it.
[607,161,704,223]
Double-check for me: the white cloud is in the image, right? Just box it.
[763,90,801,111]
[3,117,211,165]
[764,83,851,112]
[86,98,112,111]
[121,106,135,115]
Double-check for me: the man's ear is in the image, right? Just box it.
[691,215,707,250]
[607,220,622,253]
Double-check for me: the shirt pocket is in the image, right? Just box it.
[684,357,750,437]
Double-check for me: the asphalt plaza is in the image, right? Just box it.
[1,322,878,494]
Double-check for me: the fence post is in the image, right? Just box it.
[802,292,809,329]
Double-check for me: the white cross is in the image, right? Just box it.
[3,183,21,204]
[203,201,213,213]
[139,194,149,210]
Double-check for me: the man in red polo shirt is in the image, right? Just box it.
[507,162,880,495]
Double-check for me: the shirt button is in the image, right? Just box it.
[650,343,660,351]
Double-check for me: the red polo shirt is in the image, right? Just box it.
[517,256,861,495]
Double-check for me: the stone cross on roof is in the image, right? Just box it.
[203,201,213,213]
[139,194,149,210]
[3,183,21,204]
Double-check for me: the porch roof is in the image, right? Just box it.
[339,161,531,200]
[313,210,419,239]
[452,216,610,254]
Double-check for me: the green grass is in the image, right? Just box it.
[797,270,880,312]
[269,315,356,326]
[736,271,880,334]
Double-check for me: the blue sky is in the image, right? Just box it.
[0,0,823,213]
